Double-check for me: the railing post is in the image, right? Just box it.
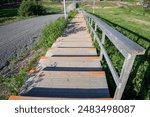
[90,19,93,26]
[93,23,97,41]
[63,0,67,20]
[114,55,136,100]
[94,24,97,31]
[100,32,106,60]
[88,17,90,23]
[90,19,93,35]
[87,17,91,33]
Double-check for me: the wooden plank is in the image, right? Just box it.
[35,71,107,88]
[37,58,101,70]
[40,56,100,61]
[57,38,92,42]
[52,41,94,48]
[45,48,97,57]
[21,70,110,98]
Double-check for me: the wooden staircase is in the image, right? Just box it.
[9,12,111,100]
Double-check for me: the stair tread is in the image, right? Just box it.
[57,38,92,42]
[37,57,101,70]
[46,48,97,57]
[52,41,94,48]
[40,56,100,60]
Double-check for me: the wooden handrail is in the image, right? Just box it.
[84,11,145,57]
[82,10,145,100]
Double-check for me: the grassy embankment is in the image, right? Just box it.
[42,1,63,14]
[0,1,63,25]
[79,1,150,99]
[0,7,20,25]
[0,10,78,100]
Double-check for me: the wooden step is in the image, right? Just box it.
[57,38,92,42]
[45,48,97,57]
[21,71,110,98]
[37,56,101,70]
[9,96,112,100]
[26,71,107,89]
[52,41,94,48]
[40,56,100,61]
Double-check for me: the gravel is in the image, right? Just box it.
[0,14,63,72]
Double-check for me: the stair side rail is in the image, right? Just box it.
[82,10,145,100]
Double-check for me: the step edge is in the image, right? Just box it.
[9,96,112,100]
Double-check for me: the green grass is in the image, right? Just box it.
[0,7,18,18]
[0,7,19,24]
[42,1,62,6]
[0,1,63,25]
[42,1,63,14]
[39,17,68,50]
[96,2,118,7]
[0,7,31,25]
[0,69,27,99]
[46,7,62,14]
[0,10,78,100]
[80,1,150,99]
[83,5,150,39]
[38,10,78,50]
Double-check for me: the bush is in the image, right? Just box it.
[18,0,46,17]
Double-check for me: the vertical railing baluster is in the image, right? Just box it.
[93,24,97,41]
[114,55,136,100]
[94,24,97,31]
[90,19,93,35]
[100,32,105,60]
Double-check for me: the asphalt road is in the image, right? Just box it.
[0,14,63,70]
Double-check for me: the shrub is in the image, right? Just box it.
[18,0,46,17]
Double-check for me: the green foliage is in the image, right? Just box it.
[0,69,26,97]
[39,10,78,50]
[0,1,62,25]
[42,1,61,6]
[0,7,18,24]
[68,10,78,20]
[42,1,63,14]
[18,0,46,17]
[46,7,62,14]
[26,53,41,71]
[39,17,68,50]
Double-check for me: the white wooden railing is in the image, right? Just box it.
[82,10,145,100]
